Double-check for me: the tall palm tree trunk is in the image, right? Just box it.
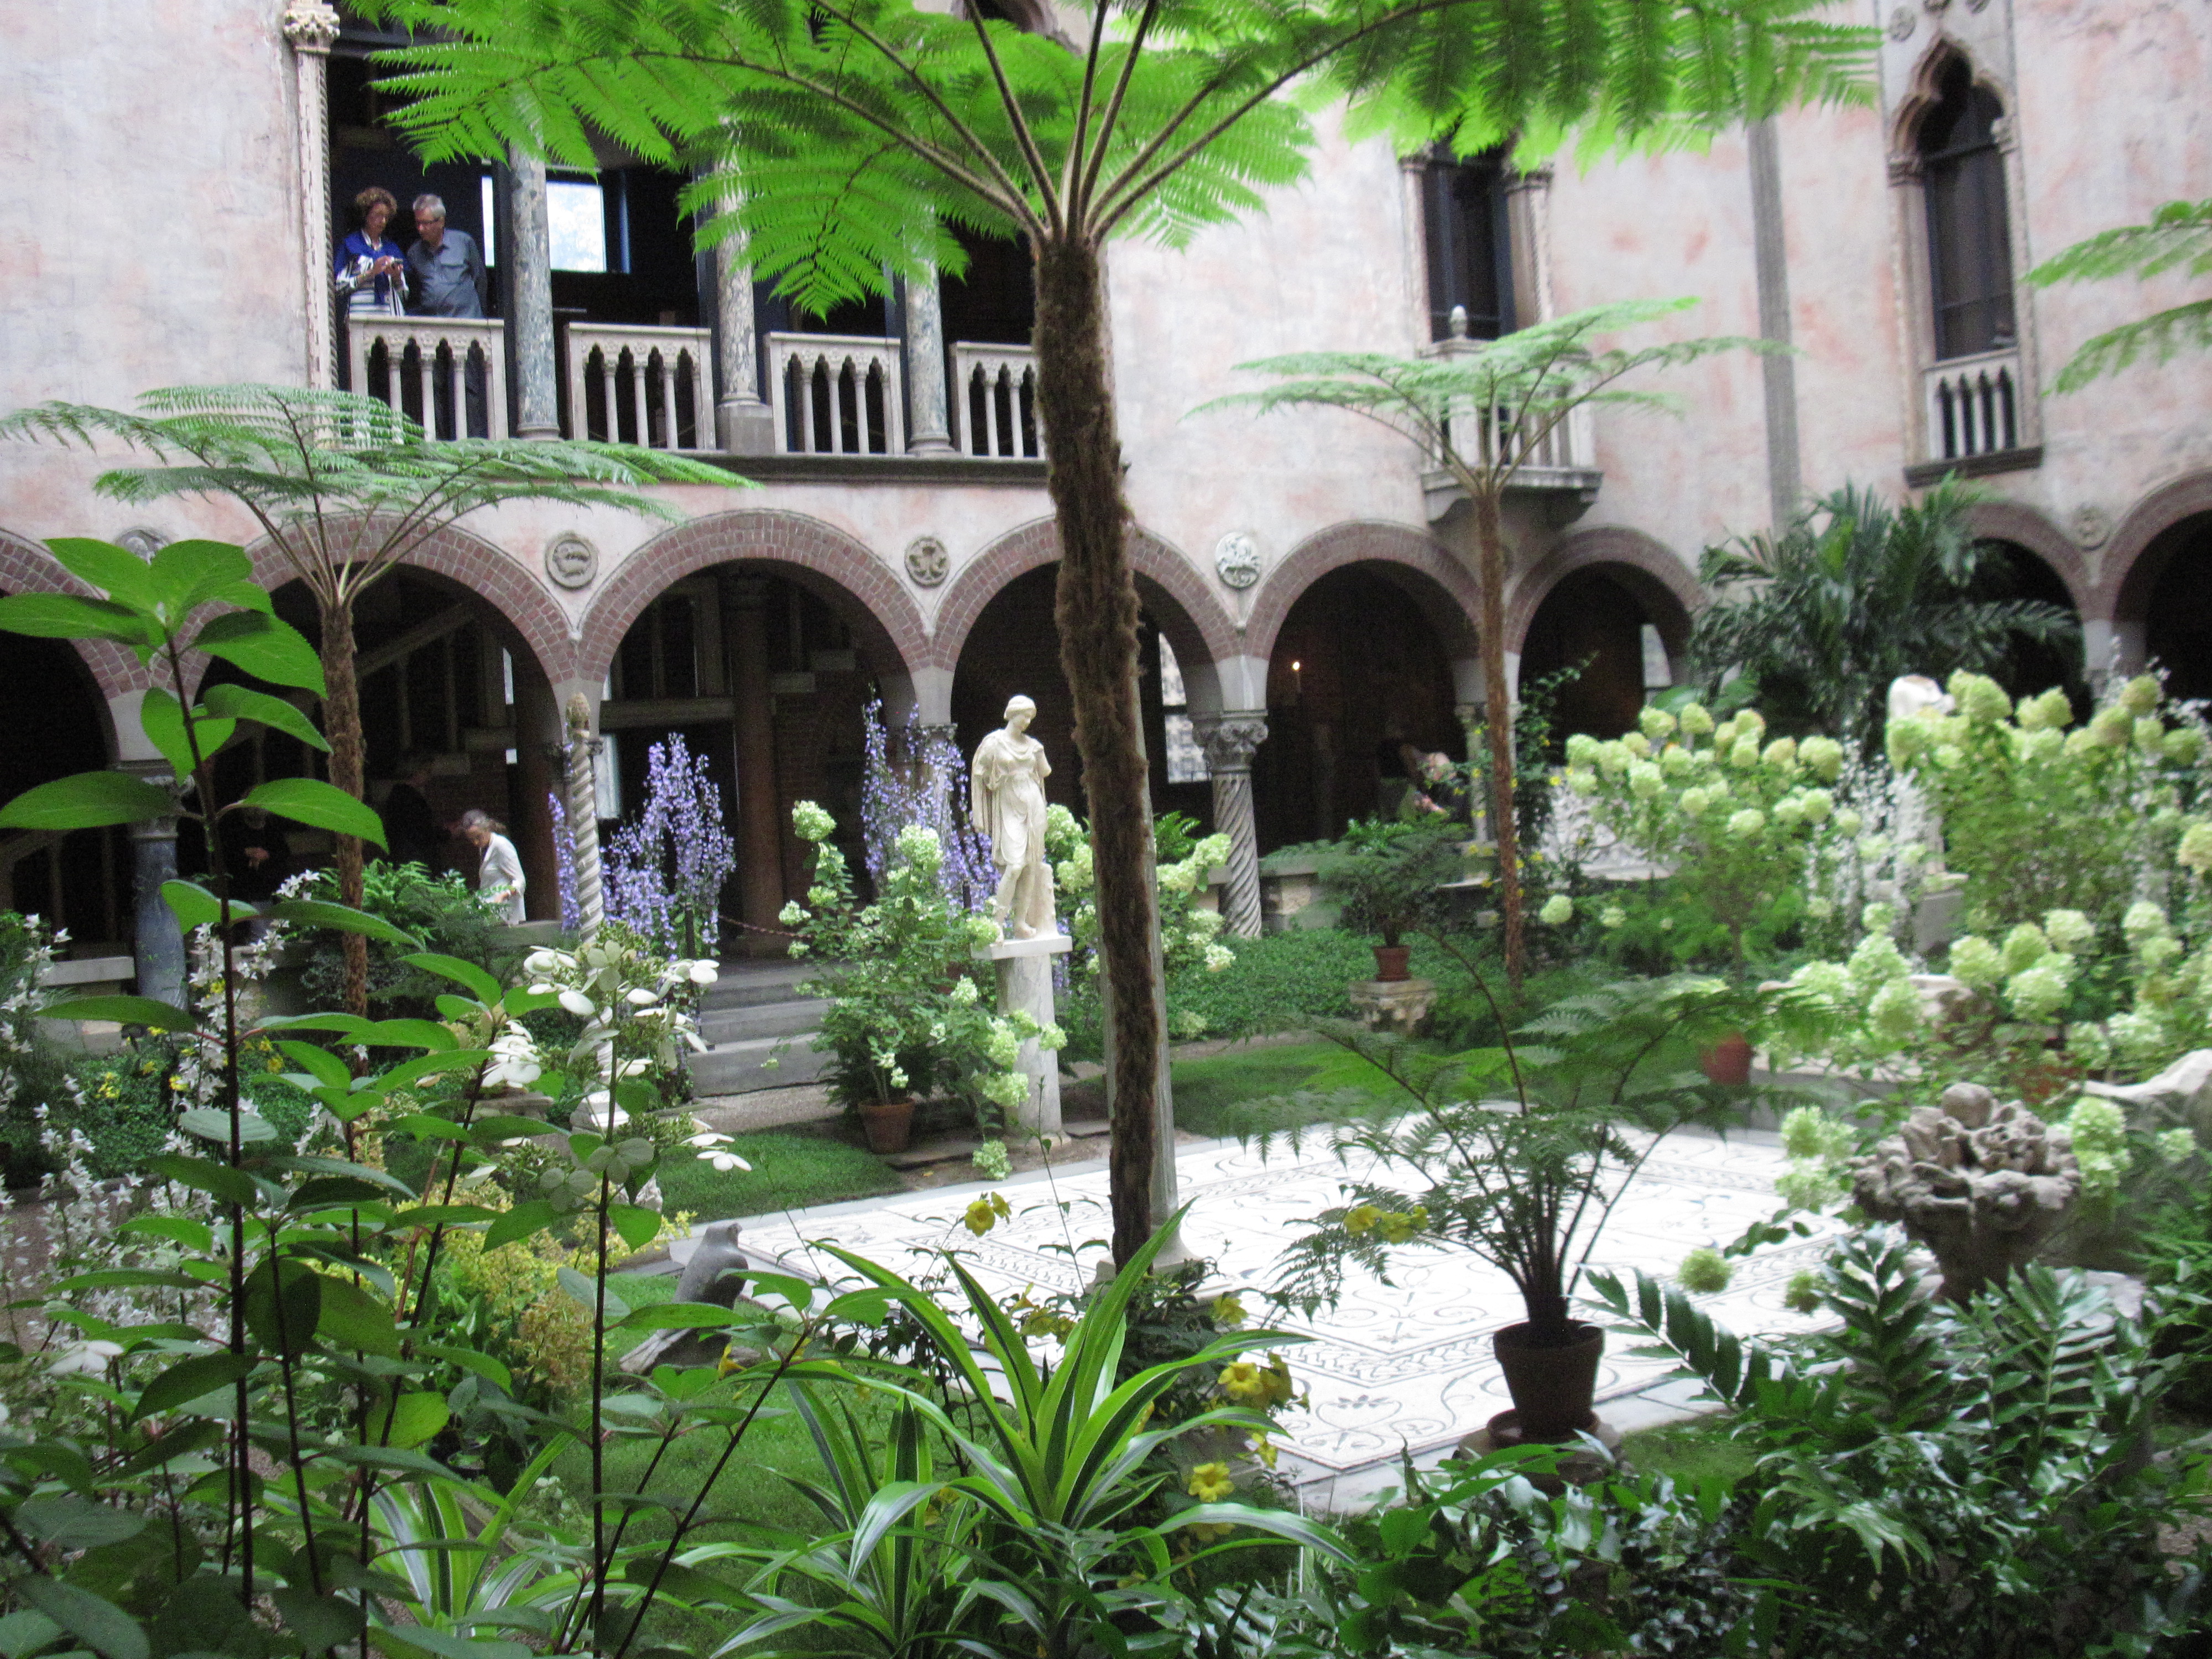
[1033,236,1160,1267]
[1474,489,1525,989]
[318,598,371,1017]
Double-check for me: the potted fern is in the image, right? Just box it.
[1243,969,1771,1443]
[1316,820,1463,981]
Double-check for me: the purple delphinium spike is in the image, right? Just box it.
[857,698,994,911]
[603,733,737,956]
[548,791,580,933]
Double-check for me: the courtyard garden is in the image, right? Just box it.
[0,468,2210,1659]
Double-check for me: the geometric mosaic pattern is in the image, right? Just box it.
[720,1127,1843,1485]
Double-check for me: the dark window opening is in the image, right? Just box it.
[1421,152,1514,342]
[1920,55,2016,362]
[940,228,1035,346]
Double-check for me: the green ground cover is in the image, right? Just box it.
[654,1131,904,1222]
[1619,1413,1757,1486]
[1168,1039,1421,1138]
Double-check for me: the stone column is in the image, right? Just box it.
[564,694,605,937]
[1746,118,1803,526]
[282,1,341,391]
[505,146,561,438]
[979,934,1071,1140]
[512,659,561,919]
[1194,713,1267,940]
[129,811,185,1011]
[712,215,777,455]
[902,270,955,455]
[727,580,785,951]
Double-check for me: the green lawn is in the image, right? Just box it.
[654,1131,902,1223]
[1169,1037,1497,1138]
[1619,1413,1755,1485]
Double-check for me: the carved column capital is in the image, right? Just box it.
[1193,712,1268,774]
[281,0,340,52]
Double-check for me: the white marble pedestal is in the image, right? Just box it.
[977,932,1073,1141]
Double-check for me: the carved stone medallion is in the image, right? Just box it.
[114,527,168,560]
[1887,5,1917,38]
[2069,504,2113,550]
[904,535,950,587]
[544,533,599,590]
[1214,531,1262,590]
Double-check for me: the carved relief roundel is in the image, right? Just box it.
[1887,5,1917,38]
[1214,531,1262,590]
[544,533,599,590]
[905,535,950,587]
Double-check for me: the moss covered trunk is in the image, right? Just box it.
[1473,489,1525,989]
[318,597,371,1018]
[1032,237,1160,1266]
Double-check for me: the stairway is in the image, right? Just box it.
[685,959,832,1096]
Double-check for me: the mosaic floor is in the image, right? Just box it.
[711,1125,1844,1503]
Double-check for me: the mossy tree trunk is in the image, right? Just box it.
[317,596,371,1018]
[1032,236,1160,1267]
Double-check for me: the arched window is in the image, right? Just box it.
[1421,151,1515,342]
[1919,56,2016,362]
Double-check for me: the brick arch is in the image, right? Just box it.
[578,509,928,686]
[0,528,150,699]
[1245,521,1480,664]
[1964,499,2094,617]
[1505,524,1700,658]
[2103,471,2212,624]
[930,518,1240,675]
[246,521,578,687]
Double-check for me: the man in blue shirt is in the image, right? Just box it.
[406,194,492,435]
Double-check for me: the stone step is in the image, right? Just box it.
[686,1032,831,1095]
[697,960,815,1010]
[697,999,829,1044]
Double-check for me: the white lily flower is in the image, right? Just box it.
[626,988,659,1006]
[688,961,718,987]
[558,989,597,1018]
[49,1339,123,1377]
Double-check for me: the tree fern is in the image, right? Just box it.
[366,0,1875,1262]
[2030,198,2212,392]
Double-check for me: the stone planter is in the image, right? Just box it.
[1699,1032,1754,1087]
[1371,943,1413,982]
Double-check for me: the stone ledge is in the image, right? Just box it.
[1903,444,2043,487]
[682,451,1051,487]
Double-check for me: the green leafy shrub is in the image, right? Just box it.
[296,859,520,1018]
[1597,1227,2212,1656]
[649,1131,901,1218]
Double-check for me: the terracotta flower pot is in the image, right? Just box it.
[859,1098,915,1155]
[1699,1031,1754,1087]
[1371,943,1413,982]
[1490,1320,1604,1444]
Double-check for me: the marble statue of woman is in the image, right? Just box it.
[971,695,1056,939]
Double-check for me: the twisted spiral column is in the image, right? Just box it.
[1196,713,1269,939]
[281,2,340,390]
[565,693,605,939]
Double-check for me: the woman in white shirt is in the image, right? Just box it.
[460,810,526,924]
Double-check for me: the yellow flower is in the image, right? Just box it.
[1210,1293,1247,1328]
[1217,1360,1267,1404]
[1261,1355,1297,1408]
[1251,1434,1279,1469]
[1343,1204,1381,1237]
[1375,1205,1430,1244]
[1187,1461,1234,1503]
[963,1192,1010,1237]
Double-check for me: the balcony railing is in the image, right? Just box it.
[1924,347,2021,463]
[766,333,904,457]
[952,343,1044,459]
[1434,401,1593,474]
[564,324,713,452]
[346,316,509,439]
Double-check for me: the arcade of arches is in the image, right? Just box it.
[19,494,2212,973]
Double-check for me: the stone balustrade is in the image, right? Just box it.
[345,315,509,439]
[766,332,905,456]
[952,342,1044,459]
[564,323,714,452]
[1924,346,2022,462]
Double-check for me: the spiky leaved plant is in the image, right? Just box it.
[1202,298,1776,988]
[372,0,1874,1263]
[0,386,743,1014]
[2029,197,2212,392]
[1687,478,2079,761]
